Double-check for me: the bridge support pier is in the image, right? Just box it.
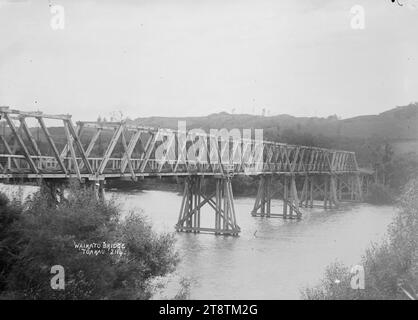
[307,175,339,209]
[299,175,314,208]
[335,174,363,202]
[251,175,273,217]
[176,176,240,236]
[252,175,302,219]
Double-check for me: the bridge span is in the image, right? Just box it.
[0,107,370,235]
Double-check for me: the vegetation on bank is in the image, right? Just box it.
[0,183,180,299]
[106,176,258,197]
[302,176,418,300]
[365,183,394,205]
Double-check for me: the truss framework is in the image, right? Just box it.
[0,107,362,180]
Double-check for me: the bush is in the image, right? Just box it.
[302,177,418,300]
[0,193,23,292]
[0,182,179,299]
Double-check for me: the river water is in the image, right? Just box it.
[0,184,397,299]
[114,189,397,299]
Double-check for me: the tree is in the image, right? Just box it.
[371,142,394,186]
[0,183,179,299]
[0,193,23,292]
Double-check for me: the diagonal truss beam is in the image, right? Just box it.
[4,113,38,173]
[37,117,67,174]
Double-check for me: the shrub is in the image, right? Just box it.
[0,182,179,299]
[0,193,23,292]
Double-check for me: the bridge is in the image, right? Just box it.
[0,107,370,236]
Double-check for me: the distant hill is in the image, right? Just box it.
[129,103,418,151]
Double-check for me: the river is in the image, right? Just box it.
[113,188,396,299]
[0,184,397,299]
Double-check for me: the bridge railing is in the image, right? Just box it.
[0,152,359,177]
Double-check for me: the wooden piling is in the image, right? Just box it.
[176,176,240,236]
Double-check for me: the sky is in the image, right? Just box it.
[0,0,417,121]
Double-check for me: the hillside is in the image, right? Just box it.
[130,103,418,143]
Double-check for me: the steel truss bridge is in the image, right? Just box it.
[0,107,371,236]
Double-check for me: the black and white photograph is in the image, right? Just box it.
[0,0,417,308]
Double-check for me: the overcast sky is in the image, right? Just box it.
[0,0,417,121]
